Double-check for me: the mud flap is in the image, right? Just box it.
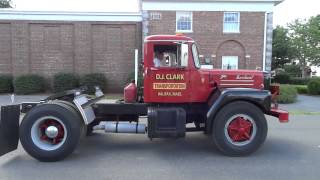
[0,105,20,156]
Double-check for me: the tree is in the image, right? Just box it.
[307,15,320,65]
[0,0,12,8]
[272,26,294,70]
[289,15,320,78]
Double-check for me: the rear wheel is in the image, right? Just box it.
[20,102,82,162]
[53,100,87,138]
[212,101,267,156]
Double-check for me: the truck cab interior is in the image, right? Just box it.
[154,44,184,68]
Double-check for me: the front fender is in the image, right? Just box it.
[206,88,271,133]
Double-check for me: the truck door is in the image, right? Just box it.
[144,43,191,103]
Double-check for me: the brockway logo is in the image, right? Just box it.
[220,75,228,80]
[236,74,254,80]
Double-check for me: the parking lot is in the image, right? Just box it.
[1,94,320,180]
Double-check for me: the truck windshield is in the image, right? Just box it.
[192,44,201,69]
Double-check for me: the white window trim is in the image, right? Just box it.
[223,12,240,34]
[176,11,193,33]
[222,56,239,70]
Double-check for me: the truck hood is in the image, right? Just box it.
[201,69,265,90]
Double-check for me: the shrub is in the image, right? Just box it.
[0,75,13,93]
[14,74,45,94]
[307,78,320,95]
[126,71,144,87]
[284,64,302,77]
[274,72,290,84]
[289,77,311,85]
[278,85,298,104]
[292,85,308,94]
[53,73,79,93]
[126,72,135,84]
[80,73,107,94]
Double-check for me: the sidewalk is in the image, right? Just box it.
[0,94,48,106]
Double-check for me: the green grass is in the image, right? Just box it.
[291,85,308,94]
[278,85,298,104]
[104,94,123,100]
[288,110,320,115]
[87,94,122,100]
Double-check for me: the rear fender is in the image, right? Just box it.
[206,88,271,133]
[0,105,20,157]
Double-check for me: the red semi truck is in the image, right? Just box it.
[0,34,288,162]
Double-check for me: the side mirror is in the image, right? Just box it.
[181,43,188,67]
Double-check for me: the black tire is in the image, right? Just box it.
[20,102,82,162]
[212,101,267,156]
[53,100,87,138]
[54,100,96,137]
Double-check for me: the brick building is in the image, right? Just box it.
[0,11,142,92]
[142,0,281,71]
[0,0,282,92]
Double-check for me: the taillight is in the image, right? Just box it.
[270,83,280,109]
[270,84,280,95]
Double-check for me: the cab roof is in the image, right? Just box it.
[144,35,194,42]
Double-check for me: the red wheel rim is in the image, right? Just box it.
[31,116,68,151]
[227,117,253,142]
[224,114,257,146]
[39,119,65,145]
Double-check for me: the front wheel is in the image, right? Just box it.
[212,101,268,156]
[20,102,82,162]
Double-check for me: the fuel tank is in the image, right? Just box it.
[124,82,137,103]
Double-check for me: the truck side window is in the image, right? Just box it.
[192,44,201,69]
[154,44,184,68]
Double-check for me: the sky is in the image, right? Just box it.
[12,0,141,12]
[10,0,320,26]
[273,0,319,26]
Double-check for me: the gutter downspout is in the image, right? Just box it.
[262,11,268,72]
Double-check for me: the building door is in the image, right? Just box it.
[222,56,238,70]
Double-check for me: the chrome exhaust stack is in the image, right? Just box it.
[93,122,146,134]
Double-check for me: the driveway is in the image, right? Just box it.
[0,115,320,180]
[0,94,48,106]
[280,95,320,113]
[1,94,320,180]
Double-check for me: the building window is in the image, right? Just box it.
[223,12,240,33]
[150,12,162,20]
[176,11,193,32]
[222,56,238,70]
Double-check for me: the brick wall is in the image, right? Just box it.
[146,11,265,70]
[0,21,142,92]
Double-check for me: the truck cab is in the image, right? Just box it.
[143,35,264,103]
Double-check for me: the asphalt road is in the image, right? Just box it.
[0,95,320,180]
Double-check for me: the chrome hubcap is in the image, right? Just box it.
[31,116,67,151]
[45,126,59,138]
